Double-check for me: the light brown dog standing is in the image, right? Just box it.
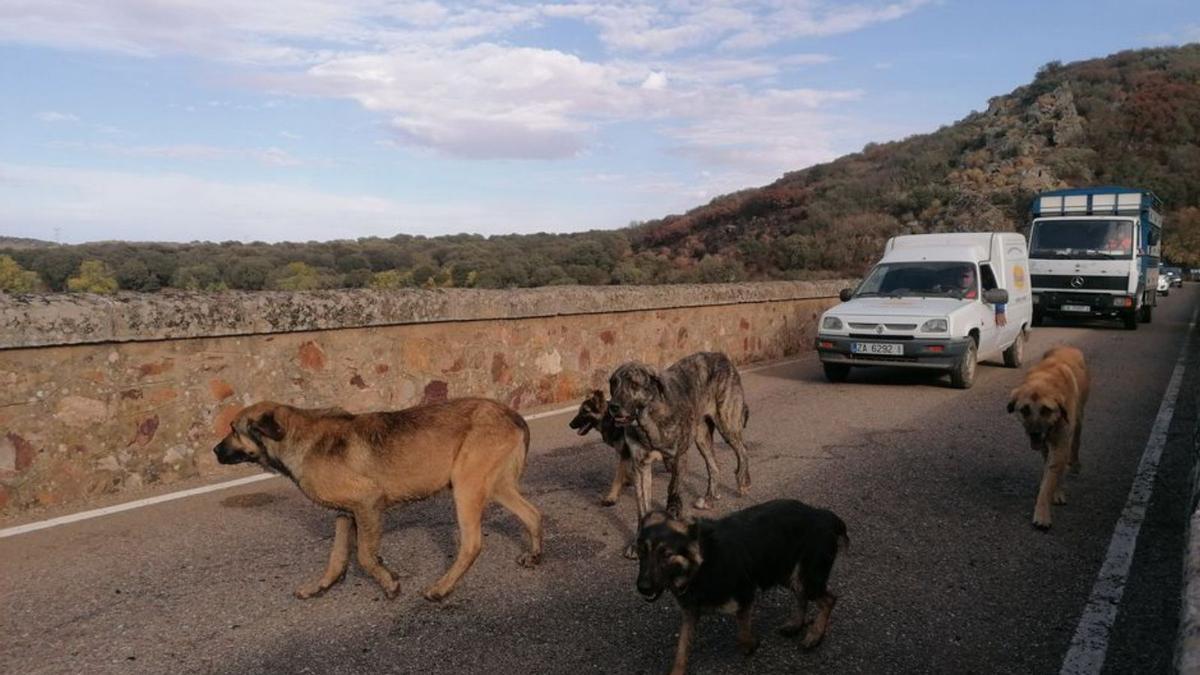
[1006,346,1089,530]
[214,398,542,601]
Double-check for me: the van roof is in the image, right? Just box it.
[881,245,990,264]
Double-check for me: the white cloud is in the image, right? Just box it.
[48,141,305,167]
[35,111,79,123]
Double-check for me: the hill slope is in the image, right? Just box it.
[3,44,1200,292]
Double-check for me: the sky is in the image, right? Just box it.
[0,1,1198,244]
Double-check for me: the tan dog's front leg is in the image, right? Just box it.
[295,513,354,599]
[670,608,699,675]
[602,455,629,506]
[1033,449,1067,530]
[354,506,401,598]
[735,602,760,655]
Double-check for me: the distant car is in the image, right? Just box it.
[1163,266,1184,287]
[1158,275,1170,296]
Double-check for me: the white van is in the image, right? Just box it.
[815,232,1033,389]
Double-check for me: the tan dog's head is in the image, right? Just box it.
[1006,379,1067,452]
[568,390,607,436]
[635,511,703,602]
[213,402,289,470]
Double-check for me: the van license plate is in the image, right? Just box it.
[1062,304,1090,312]
[852,342,903,356]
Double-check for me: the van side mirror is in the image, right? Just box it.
[839,288,854,302]
[983,288,1009,304]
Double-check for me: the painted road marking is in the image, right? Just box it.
[1060,306,1199,675]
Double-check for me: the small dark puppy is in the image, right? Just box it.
[568,389,633,506]
[636,499,848,675]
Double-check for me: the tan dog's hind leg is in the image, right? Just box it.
[1070,415,1084,474]
[624,461,654,559]
[353,505,401,598]
[670,608,699,675]
[424,485,486,602]
[295,513,355,599]
[492,471,543,568]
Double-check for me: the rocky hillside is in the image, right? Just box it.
[629,43,1200,272]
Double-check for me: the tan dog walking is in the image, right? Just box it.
[1006,346,1090,530]
[214,398,542,601]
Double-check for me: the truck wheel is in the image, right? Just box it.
[1032,309,1044,327]
[1123,310,1138,330]
[1139,303,1153,324]
[949,339,978,389]
[823,363,851,383]
[1002,331,1025,368]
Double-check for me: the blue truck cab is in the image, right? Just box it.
[1028,186,1163,330]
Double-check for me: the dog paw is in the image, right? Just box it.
[422,586,449,603]
[600,495,618,507]
[737,636,760,656]
[294,584,325,600]
[777,623,804,638]
[800,630,825,651]
[516,552,542,568]
[1032,516,1052,531]
[693,496,713,510]
[1053,491,1067,506]
[736,480,751,497]
[623,543,639,560]
[383,579,402,600]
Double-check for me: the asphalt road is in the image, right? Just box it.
[3,286,1199,675]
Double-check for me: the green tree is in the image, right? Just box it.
[268,262,324,290]
[369,269,410,289]
[172,264,226,291]
[67,260,119,294]
[0,255,41,292]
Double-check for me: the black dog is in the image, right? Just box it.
[636,499,848,675]
[568,389,632,506]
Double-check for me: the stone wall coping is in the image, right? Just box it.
[0,280,853,349]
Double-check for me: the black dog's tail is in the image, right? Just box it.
[742,404,750,428]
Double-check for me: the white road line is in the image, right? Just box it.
[0,473,276,539]
[1060,306,1199,675]
[0,354,814,539]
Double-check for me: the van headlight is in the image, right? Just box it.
[822,316,843,330]
[920,318,948,333]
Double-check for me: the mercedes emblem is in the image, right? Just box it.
[1070,275,1085,289]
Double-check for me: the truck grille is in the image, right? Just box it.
[1031,274,1128,290]
[847,323,918,331]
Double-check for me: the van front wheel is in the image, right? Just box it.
[823,363,851,383]
[1003,331,1025,368]
[949,340,978,389]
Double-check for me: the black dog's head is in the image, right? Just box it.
[1006,378,1068,453]
[568,390,607,436]
[213,401,288,467]
[608,362,663,426]
[636,511,703,602]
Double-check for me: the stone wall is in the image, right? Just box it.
[0,281,847,514]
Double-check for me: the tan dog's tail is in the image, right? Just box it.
[505,408,532,476]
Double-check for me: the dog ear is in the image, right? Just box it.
[1057,402,1069,426]
[589,389,605,405]
[650,371,667,398]
[252,411,285,441]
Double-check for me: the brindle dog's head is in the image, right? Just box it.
[568,390,607,436]
[608,362,663,427]
[635,511,703,602]
[213,402,288,468]
[1006,377,1068,453]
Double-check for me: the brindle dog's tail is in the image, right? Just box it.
[834,514,849,554]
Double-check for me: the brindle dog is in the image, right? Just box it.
[608,352,751,557]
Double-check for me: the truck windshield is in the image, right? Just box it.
[1029,219,1133,259]
[856,262,978,299]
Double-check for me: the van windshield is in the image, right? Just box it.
[856,262,978,299]
[1030,219,1133,259]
